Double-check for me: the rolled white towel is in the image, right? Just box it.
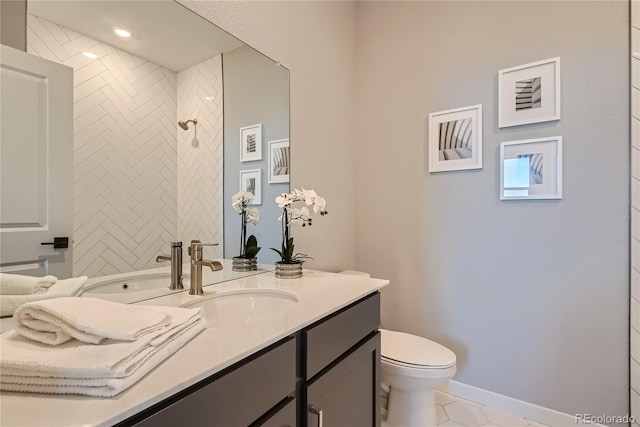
[13,297,174,346]
[0,276,87,318]
[0,273,57,295]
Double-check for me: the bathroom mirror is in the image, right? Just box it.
[0,1,289,299]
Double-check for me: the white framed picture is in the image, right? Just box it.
[498,57,560,128]
[428,104,483,173]
[268,139,290,183]
[500,136,562,200]
[240,124,262,162]
[239,169,262,205]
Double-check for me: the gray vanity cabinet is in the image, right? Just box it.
[305,334,380,427]
[303,293,381,427]
[124,338,297,427]
[119,292,380,427]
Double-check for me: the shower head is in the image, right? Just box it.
[178,119,197,130]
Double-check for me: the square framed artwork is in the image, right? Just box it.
[500,136,562,200]
[240,124,262,162]
[428,104,483,172]
[268,139,290,184]
[239,169,262,205]
[498,57,560,128]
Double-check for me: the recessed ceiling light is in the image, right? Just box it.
[83,51,97,59]
[113,28,131,38]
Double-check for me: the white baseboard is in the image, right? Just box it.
[437,380,606,427]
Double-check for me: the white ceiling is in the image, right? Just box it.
[28,0,245,72]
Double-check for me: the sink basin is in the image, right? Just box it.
[181,289,298,328]
[83,273,190,295]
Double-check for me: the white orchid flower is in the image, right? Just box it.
[300,206,310,220]
[302,188,317,206]
[232,191,254,203]
[232,191,254,213]
[288,207,310,226]
[293,188,305,200]
[273,188,328,263]
[276,194,293,208]
[246,208,260,225]
[313,196,327,214]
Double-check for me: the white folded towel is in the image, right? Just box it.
[0,306,205,396]
[0,308,206,397]
[0,273,57,295]
[0,276,87,318]
[14,297,173,346]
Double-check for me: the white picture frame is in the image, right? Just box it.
[240,124,262,162]
[428,104,483,173]
[239,169,262,205]
[268,139,290,183]
[500,136,563,200]
[498,57,561,128]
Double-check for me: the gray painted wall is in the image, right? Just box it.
[182,0,357,273]
[355,0,629,421]
[1,0,26,51]
[223,45,290,264]
[0,0,27,52]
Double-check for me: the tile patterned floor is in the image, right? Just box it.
[435,390,549,427]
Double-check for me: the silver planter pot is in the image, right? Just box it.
[232,257,257,272]
[275,261,303,279]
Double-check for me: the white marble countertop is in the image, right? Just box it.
[0,269,388,427]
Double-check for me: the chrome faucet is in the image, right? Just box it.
[156,241,183,290]
[188,240,223,295]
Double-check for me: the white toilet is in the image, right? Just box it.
[380,329,457,427]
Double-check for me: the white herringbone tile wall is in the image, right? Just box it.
[177,57,224,259]
[27,15,179,277]
[632,2,640,425]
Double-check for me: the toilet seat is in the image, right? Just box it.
[380,329,456,369]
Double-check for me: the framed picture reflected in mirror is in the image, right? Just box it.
[268,139,290,183]
[240,124,262,162]
[239,169,262,204]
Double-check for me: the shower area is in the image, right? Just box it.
[26,13,226,278]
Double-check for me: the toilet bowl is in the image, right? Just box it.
[380,329,456,427]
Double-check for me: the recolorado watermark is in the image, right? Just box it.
[575,413,636,424]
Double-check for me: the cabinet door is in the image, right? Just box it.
[305,332,381,427]
[305,293,380,380]
[256,397,296,427]
[127,338,296,427]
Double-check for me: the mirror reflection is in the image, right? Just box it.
[0,1,289,305]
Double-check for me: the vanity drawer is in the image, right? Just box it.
[129,337,296,427]
[305,292,380,379]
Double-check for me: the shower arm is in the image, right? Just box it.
[178,119,198,130]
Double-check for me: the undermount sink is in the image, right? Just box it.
[83,273,190,295]
[181,289,298,328]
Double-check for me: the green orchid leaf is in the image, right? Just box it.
[246,235,258,248]
[270,248,284,260]
[245,246,261,258]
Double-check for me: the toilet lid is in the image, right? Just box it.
[380,329,456,368]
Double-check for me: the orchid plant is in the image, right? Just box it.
[271,188,328,264]
[231,191,261,259]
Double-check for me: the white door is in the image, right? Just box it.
[0,45,73,278]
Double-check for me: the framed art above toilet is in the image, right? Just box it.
[498,57,561,128]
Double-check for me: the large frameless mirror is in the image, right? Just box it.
[0,0,289,304]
